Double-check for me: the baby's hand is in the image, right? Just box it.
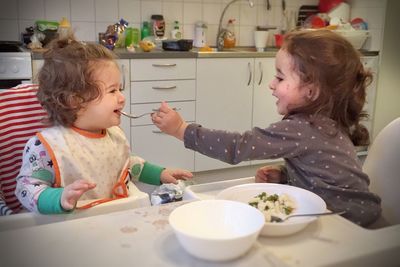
[160,169,193,184]
[255,165,284,183]
[61,179,96,210]
[151,101,187,140]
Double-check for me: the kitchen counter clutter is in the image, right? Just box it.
[0,183,398,267]
[31,47,379,60]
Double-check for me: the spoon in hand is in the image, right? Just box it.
[270,210,346,223]
[119,108,180,119]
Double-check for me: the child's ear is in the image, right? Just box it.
[307,86,319,101]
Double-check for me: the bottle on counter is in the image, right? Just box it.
[194,22,207,47]
[58,17,72,39]
[170,21,182,40]
[223,19,236,49]
[151,14,165,39]
[141,21,150,40]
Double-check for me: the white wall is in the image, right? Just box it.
[0,0,386,50]
[371,0,400,138]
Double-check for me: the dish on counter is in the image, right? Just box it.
[216,183,327,236]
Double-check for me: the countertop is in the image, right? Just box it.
[31,47,379,60]
[1,178,399,267]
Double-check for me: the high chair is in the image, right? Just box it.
[363,117,400,227]
[0,84,150,229]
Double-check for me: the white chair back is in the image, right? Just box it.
[363,117,400,226]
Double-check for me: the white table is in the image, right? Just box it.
[0,178,399,267]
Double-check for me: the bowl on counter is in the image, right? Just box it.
[162,39,193,51]
[216,183,327,237]
[334,29,369,49]
[168,199,264,261]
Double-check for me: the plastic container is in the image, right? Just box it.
[57,17,71,39]
[125,27,140,47]
[223,19,236,49]
[141,21,150,40]
[170,21,182,40]
[194,22,207,48]
[151,14,165,39]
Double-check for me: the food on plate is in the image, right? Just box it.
[248,192,296,223]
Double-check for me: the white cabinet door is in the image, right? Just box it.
[131,124,195,171]
[195,58,253,171]
[252,57,282,128]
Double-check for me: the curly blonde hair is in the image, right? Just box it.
[37,38,117,127]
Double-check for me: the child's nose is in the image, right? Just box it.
[268,79,275,90]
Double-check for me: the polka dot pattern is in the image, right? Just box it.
[184,114,382,226]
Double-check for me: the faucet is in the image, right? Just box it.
[216,0,254,51]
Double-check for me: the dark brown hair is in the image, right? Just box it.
[281,29,372,146]
[37,38,117,127]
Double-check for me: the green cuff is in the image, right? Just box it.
[138,162,164,185]
[37,187,72,214]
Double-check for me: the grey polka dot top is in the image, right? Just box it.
[184,114,381,227]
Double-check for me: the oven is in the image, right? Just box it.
[0,41,32,91]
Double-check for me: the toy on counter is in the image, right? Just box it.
[99,18,129,50]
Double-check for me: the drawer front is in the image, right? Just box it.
[131,124,195,171]
[131,80,195,103]
[131,58,196,81]
[131,101,195,126]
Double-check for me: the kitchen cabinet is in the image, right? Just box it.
[130,58,196,171]
[196,57,281,171]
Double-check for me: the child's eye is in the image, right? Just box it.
[275,76,283,82]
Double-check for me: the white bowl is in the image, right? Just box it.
[168,199,265,261]
[334,29,369,49]
[216,183,327,237]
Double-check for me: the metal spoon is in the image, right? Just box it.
[119,108,180,119]
[270,210,346,223]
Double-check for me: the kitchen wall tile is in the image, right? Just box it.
[348,0,387,9]
[18,0,45,20]
[350,7,385,30]
[162,1,183,24]
[72,21,96,42]
[141,1,162,22]
[239,25,256,46]
[0,19,19,41]
[95,0,118,22]
[182,24,195,40]
[71,0,95,22]
[45,0,71,21]
[96,21,115,36]
[206,24,218,47]
[203,3,222,25]
[0,0,18,19]
[119,0,141,24]
[183,2,201,25]
[239,2,257,26]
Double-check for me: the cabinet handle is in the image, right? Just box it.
[121,64,126,90]
[258,61,263,85]
[247,62,252,86]
[152,85,177,90]
[152,130,164,133]
[152,63,177,67]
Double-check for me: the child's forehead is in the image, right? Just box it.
[276,49,295,71]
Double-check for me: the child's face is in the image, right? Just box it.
[269,49,311,115]
[74,61,125,133]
